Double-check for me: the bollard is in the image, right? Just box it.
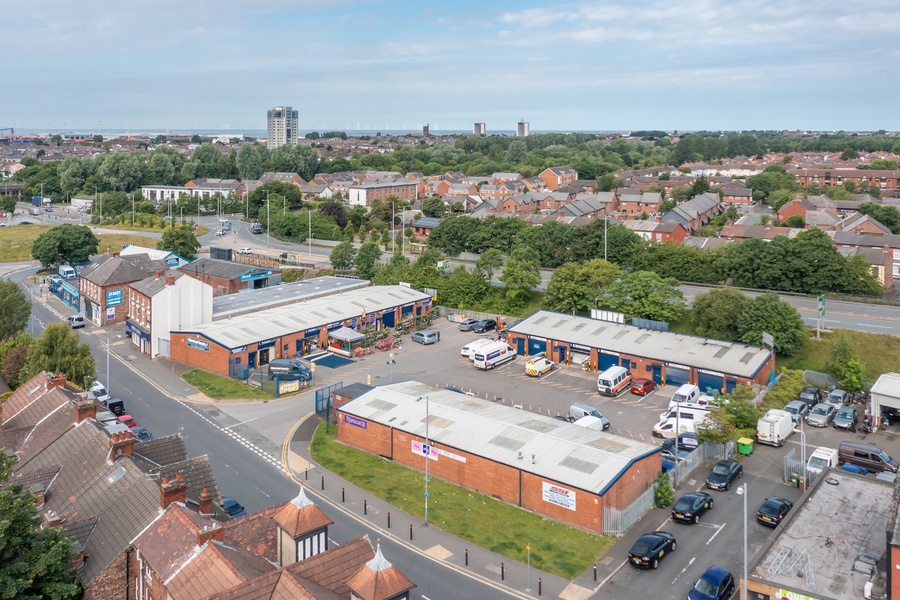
[364,499,367,515]
[409,524,413,540]
[321,475,325,490]
[539,578,542,596]
[465,549,468,566]
[342,487,345,502]
[501,562,505,581]
[304,468,308,480]
[388,512,391,528]
[593,565,597,582]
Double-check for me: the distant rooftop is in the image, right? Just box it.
[212,276,369,319]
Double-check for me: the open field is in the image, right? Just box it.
[777,329,900,383]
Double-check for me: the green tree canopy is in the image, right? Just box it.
[691,287,748,341]
[20,323,96,386]
[31,224,99,268]
[735,292,806,356]
[421,196,446,218]
[354,242,383,280]
[600,270,686,322]
[330,241,356,272]
[499,254,541,311]
[543,259,622,314]
[157,224,200,260]
[0,279,30,341]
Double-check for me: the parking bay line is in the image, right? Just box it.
[672,556,696,585]
[706,523,726,545]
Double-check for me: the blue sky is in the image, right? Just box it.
[4,0,898,133]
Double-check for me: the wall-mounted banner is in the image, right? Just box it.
[344,414,367,429]
[187,338,210,352]
[411,440,438,460]
[542,482,576,511]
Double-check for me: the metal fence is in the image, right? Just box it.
[699,439,736,463]
[802,370,838,390]
[671,449,704,482]
[602,484,656,536]
[783,447,820,488]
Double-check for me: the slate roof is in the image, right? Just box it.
[805,210,841,226]
[412,217,441,228]
[134,433,189,466]
[179,257,261,280]
[208,569,339,600]
[13,400,76,468]
[80,254,169,287]
[154,455,222,508]
[131,270,185,297]
[63,516,100,553]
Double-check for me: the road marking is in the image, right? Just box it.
[706,523,725,545]
[672,556,695,585]
[223,417,259,429]
[862,324,892,330]
[595,559,627,592]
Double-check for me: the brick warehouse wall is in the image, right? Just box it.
[337,413,393,458]
[520,471,602,531]
[597,452,660,509]
[170,333,232,376]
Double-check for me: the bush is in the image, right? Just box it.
[763,369,806,408]
[654,471,673,508]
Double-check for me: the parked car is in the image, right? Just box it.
[671,491,714,524]
[756,497,793,527]
[132,427,153,442]
[90,381,110,404]
[840,463,868,475]
[117,414,137,429]
[627,531,676,570]
[67,315,85,329]
[662,432,699,454]
[45,207,53,212]
[688,565,735,600]
[525,355,553,377]
[457,319,479,331]
[221,497,247,518]
[833,406,859,430]
[631,378,656,396]
[472,319,497,333]
[825,389,849,408]
[236,247,252,254]
[411,330,438,345]
[661,448,691,464]
[806,403,837,427]
[782,400,809,425]
[797,386,823,409]
[279,252,288,259]
[705,459,742,491]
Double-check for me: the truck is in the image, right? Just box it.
[806,446,839,477]
[756,409,794,447]
[32,196,50,206]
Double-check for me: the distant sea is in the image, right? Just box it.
[19,128,632,137]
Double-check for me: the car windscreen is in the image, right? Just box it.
[811,406,827,416]
[758,501,779,515]
[808,457,828,468]
[836,409,853,419]
[712,464,731,475]
[673,498,693,511]
[693,577,718,596]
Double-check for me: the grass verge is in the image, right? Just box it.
[182,369,273,399]
[94,233,165,254]
[0,225,53,262]
[776,329,900,382]
[311,424,615,579]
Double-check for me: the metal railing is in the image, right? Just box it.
[602,485,656,536]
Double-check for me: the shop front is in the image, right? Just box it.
[56,279,82,312]
[126,320,152,356]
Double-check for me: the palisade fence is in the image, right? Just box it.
[434,306,520,327]
[783,447,821,487]
[602,485,656,536]
[700,439,737,462]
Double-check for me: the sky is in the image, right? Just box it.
[3,0,898,133]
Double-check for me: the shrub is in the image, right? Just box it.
[654,471,673,508]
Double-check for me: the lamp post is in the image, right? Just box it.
[794,425,806,479]
[418,395,430,525]
[308,208,312,259]
[736,483,748,600]
[266,191,271,248]
[131,193,134,226]
[387,353,395,383]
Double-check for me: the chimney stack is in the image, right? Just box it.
[108,432,135,462]
[196,523,224,546]
[198,486,213,516]
[75,397,97,423]
[155,269,163,279]
[42,509,62,529]
[47,373,66,390]
[165,273,176,286]
[160,473,187,509]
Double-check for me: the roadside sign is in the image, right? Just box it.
[436,260,450,271]
[762,332,774,347]
[818,295,825,318]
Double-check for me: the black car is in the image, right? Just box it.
[671,492,714,524]
[661,432,699,454]
[688,565,735,600]
[756,497,793,527]
[472,319,497,333]
[705,459,742,491]
[797,386,823,409]
[458,319,479,332]
[627,531,676,569]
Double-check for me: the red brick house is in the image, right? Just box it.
[615,191,663,216]
[412,217,442,239]
[539,166,578,191]
[621,220,688,244]
[722,187,753,205]
[79,253,169,326]
[792,168,900,191]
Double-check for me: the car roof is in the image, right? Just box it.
[701,565,731,582]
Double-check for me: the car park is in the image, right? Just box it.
[833,406,859,430]
[472,319,497,333]
[688,565,735,600]
[825,389,849,408]
[573,414,610,431]
[525,355,553,377]
[671,491,714,524]
[460,336,494,359]
[118,414,137,429]
[631,378,656,396]
[756,497,793,527]
[797,386,823,409]
[705,459,742,491]
[782,400,809,425]
[806,403,837,427]
[457,319,479,331]
[221,497,247,518]
[411,330,438,345]
[627,531,676,569]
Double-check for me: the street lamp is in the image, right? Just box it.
[417,395,430,525]
[794,426,806,479]
[131,193,134,226]
[266,191,271,248]
[735,483,748,600]
[387,353,396,383]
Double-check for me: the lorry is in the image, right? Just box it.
[756,409,794,447]
[806,446,839,477]
[32,196,51,206]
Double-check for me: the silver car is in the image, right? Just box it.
[825,389,848,409]
[782,400,809,425]
[806,403,837,427]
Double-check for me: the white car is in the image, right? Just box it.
[91,381,110,404]
[236,247,252,255]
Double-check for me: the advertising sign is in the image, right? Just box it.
[106,307,116,321]
[344,414,368,429]
[280,380,300,394]
[106,288,123,307]
[542,482,577,511]
[411,440,439,460]
[187,337,210,352]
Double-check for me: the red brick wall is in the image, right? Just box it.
[520,472,603,531]
[170,333,232,376]
[777,200,805,221]
[600,453,660,509]
[337,413,393,458]
[84,549,138,600]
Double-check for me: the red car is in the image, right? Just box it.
[118,414,137,429]
[631,379,656,396]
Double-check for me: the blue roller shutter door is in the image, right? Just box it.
[698,372,724,395]
[665,366,689,387]
[528,339,546,356]
[598,353,618,371]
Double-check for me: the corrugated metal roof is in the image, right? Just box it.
[509,310,771,378]
[179,285,430,349]
[339,382,658,495]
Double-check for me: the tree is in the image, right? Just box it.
[354,242,382,280]
[499,254,541,311]
[0,279,30,341]
[475,249,504,282]
[421,196,446,218]
[780,214,804,228]
[504,140,527,164]
[858,202,900,234]
[1,341,29,388]
[31,224,99,268]
[20,323,96,385]
[236,144,265,181]
[601,271,686,322]
[97,152,143,191]
[840,147,859,160]
[826,330,859,383]
[840,359,867,392]
[689,176,710,198]
[330,242,356,272]
[0,453,81,599]
[735,292,806,356]
[691,287,748,341]
[0,195,16,214]
[156,224,200,260]
[653,471,673,508]
[543,259,622,314]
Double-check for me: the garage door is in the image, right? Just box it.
[725,378,738,394]
[698,372,724,395]
[382,311,395,328]
[528,338,546,356]
[598,352,619,371]
[665,366,689,387]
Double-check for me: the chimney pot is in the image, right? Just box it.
[42,510,62,529]
[108,430,135,462]
[155,269,163,279]
[47,373,67,390]
[198,486,213,515]
[160,472,187,509]
[165,273,176,286]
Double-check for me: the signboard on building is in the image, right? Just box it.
[166,256,180,267]
[106,288,123,307]
[411,440,438,460]
[106,307,116,321]
[187,337,210,352]
[344,414,367,429]
[542,482,577,511]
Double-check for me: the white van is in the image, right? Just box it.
[756,409,794,447]
[573,414,611,431]
[597,366,631,396]
[58,264,77,279]
[658,403,710,424]
[473,341,516,370]
[807,447,839,477]
[654,406,710,438]
[461,337,495,360]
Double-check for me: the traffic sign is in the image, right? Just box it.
[817,295,825,318]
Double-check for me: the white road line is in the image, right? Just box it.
[862,324,891,329]
[672,556,695,585]
[223,417,259,429]
[706,523,725,545]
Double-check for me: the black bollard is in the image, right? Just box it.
[465,549,468,566]
[388,512,391,528]
[342,487,345,502]
[593,565,597,582]
[409,524,413,540]
[501,562,505,581]
[364,499,367,515]
[539,578,542,596]
[304,468,308,480]
[321,475,324,490]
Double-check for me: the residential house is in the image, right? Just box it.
[80,253,169,326]
[556,179,597,195]
[721,187,753,205]
[621,220,688,244]
[490,172,523,184]
[243,172,308,197]
[615,190,663,217]
[557,193,615,219]
[298,183,334,199]
[128,269,213,358]
[446,182,477,196]
[412,217,442,239]
[142,185,190,204]
[523,177,546,192]
[184,178,245,200]
[539,166,578,191]
[494,192,571,215]
[348,181,417,207]
[792,168,900,190]
[178,258,282,297]
[662,192,724,234]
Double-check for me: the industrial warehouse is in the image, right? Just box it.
[170,285,433,375]
[506,311,776,392]
[336,381,661,533]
